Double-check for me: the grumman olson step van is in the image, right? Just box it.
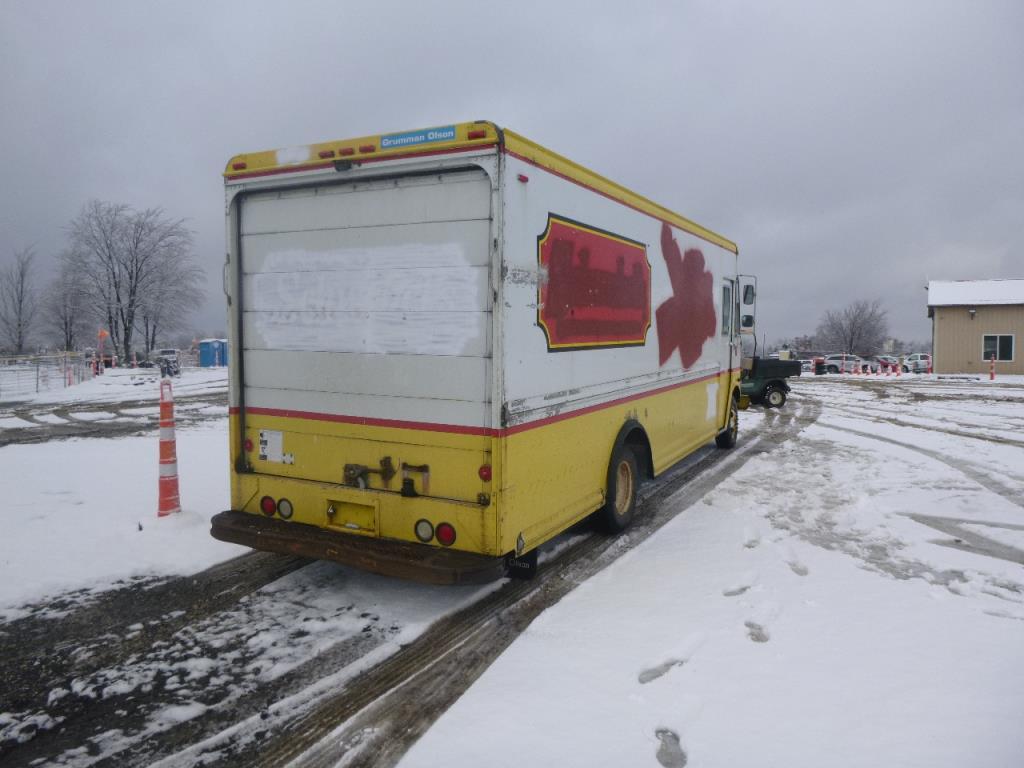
[211,121,748,583]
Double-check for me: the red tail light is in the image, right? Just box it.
[478,464,492,482]
[260,496,277,516]
[435,523,457,546]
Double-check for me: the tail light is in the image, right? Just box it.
[435,522,457,546]
[260,496,277,516]
[478,464,492,482]
[414,519,434,543]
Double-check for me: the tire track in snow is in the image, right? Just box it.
[824,401,1024,448]
[812,421,1024,510]
[194,401,820,768]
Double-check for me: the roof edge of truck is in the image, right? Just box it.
[224,120,738,254]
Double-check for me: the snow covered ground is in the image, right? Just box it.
[0,368,238,618]
[1,371,1022,767]
[400,376,1024,768]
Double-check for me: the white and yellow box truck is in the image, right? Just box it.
[212,121,747,583]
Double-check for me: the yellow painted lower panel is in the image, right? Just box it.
[227,371,739,561]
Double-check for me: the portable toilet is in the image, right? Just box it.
[199,339,228,367]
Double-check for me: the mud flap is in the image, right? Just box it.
[506,548,538,580]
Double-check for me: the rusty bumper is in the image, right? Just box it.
[210,510,508,586]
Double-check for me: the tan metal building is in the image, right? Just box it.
[928,279,1024,375]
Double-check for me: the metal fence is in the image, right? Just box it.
[0,353,96,402]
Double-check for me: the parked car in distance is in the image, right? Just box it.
[822,353,864,374]
[799,359,814,372]
[902,353,931,373]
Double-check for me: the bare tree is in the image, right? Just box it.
[69,201,199,361]
[816,299,889,356]
[44,254,92,351]
[138,252,204,355]
[0,247,39,354]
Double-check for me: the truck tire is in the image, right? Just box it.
[827,365,839,374]
[765,386,786,408]
[596,446,639,533]
[715,396,739,449]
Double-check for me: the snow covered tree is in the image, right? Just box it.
[138,252,204,355]
[68,201,201,361]
[815,299,889,356]
[0,247,40,354]
[44,254,92,351]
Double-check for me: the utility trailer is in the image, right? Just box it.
[211,121,746,583]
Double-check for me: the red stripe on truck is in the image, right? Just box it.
[232,369,737,437]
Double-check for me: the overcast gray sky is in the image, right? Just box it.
[2,0,1021,345]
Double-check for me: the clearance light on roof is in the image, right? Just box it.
[339,147,355,157]
[232,162,247,171]
[318,149,335,159]
[358,144,376,154]
[467,129,487,140]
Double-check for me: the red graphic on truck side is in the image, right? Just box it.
[655,222,716,368]
[537,215,651,351]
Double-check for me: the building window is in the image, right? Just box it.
[983,334,1014,362]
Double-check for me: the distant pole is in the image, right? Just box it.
[990,354,996,381]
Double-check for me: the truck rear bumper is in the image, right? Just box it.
[210,510,508,585]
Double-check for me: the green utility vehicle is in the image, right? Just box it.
[740,357,801,408]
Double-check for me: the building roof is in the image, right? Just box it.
[927,279,1024,307]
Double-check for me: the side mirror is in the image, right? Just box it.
[741,314,755,329]
[742,285,755,305]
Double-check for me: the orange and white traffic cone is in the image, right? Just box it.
[158,376,181,516]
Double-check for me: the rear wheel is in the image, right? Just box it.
[765,386,786,408]
[596,447,639,533]
[827,365,839,374]
[716,396,739,449]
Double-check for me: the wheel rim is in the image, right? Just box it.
[614,460,634,515]
[768,390,783,406]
